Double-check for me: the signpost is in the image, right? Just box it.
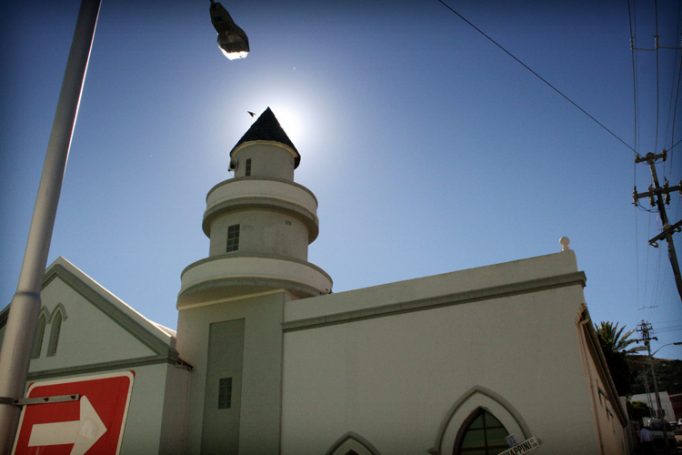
[498,436,541,455]
[12,372,133,455]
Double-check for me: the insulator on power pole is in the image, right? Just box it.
[662,149,667,161]
[649,185,656,207]
[633,186,639,206]
[664,180,671,204]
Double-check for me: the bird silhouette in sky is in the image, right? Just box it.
[248,111,255,117]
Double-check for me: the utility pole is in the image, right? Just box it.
[635,320,669,454]
[633,150,682,302]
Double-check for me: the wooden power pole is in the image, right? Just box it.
[633,150,682,301]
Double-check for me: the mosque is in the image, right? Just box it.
[1,109,629,454]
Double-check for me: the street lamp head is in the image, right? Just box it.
[209,1,249,60]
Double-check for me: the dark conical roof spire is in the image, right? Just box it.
[229,107,300,168]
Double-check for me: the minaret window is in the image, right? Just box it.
[226,224,240,252]
[218,377,233,409]
[245,158,252,176]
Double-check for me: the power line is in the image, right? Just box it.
[654,0,661,153]
[672,138,682,152]
[436,0,636,154]
[628,0,640,154]
[669,51,682,171]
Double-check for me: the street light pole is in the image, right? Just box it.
[0,0,101,450]
[0,0,248,450]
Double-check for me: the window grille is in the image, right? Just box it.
[226,224,240,252]
[218,377,233,409]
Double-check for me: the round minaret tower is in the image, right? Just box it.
[177,108,332,307]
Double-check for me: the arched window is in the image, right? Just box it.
[47,310,63,357]
[30,313,47,359]
[454,408,509,455]
[326,432,380,455]
[432,386,529,455]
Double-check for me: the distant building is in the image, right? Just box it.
[629,392,676,422]
[1,109,629,454]
[670,393,682,421]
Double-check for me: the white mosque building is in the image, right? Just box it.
[1,109,629,454]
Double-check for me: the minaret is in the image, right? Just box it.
[175,108,331,454]
[178,107,332,306]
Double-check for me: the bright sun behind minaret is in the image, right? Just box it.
[269,105,302,144]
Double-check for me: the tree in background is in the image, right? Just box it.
[595,321,639,395]
[627,400,653,421]
[595,322,639,355]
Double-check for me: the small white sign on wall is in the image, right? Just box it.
[497,436,541,455]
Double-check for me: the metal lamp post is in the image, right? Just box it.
[0,1,248,450]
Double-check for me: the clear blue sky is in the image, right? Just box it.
[1,0,681,358]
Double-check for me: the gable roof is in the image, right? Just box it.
[0,257,190,377]
[43,257,177,352]
[229,107,301,168]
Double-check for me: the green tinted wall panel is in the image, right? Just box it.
[201,319,245,454]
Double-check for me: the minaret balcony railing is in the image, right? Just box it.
[178,253,332,307]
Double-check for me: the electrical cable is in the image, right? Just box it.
[671,138,682,151]
[631,0,641,303]
[436,0,637,154]
[634,125,640,310]
[669,51,681,172]
[654,0,661,154]
[628,0,640,154]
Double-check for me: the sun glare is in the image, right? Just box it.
[269,105,303,144]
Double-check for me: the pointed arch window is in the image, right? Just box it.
[455,408,509,455]
[327,432,380,455]
[30,313,47,359]
[47,310,63,357]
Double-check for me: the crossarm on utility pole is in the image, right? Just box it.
[633,151,682,302]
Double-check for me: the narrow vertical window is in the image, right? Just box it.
[47,310,63,357]
[218,377,233,409]
[226,224,240,252]
[245,158,252,176]
[31,314,46,359]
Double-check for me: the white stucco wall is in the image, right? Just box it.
[208,208,310,260]
[176,291,289,454]
[2,259,191,455]
[30,277,156,371]
[577,327,629,455]
[119,364,176,454]
[231,143,297,180]
[280,251,614,455]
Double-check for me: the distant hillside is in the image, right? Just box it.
[627,355,682,395]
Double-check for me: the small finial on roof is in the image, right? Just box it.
[559,236,571,252]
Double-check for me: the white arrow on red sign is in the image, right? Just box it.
[13,372,133,455]
[28,396,107,454]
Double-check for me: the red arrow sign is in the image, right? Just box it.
[13,372,134,455]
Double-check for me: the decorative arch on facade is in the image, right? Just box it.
[48,302,68,323]
[46,303,67,357]
[326,432,381,455]
[30,308,49,359]
[453,407,510,454]
[431,386,530,455]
